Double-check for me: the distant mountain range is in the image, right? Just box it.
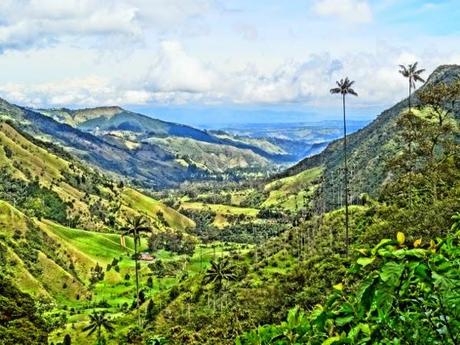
[0,97,360,188]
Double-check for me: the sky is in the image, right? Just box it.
[0,0,459,126]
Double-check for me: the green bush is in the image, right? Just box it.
[237,231,460,345]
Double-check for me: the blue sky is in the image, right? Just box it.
[0,0,458,125]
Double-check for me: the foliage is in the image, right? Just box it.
[148,229,197,255]
[0,279,49,345]
[83,311,115,345]
[203,258,239,293]
[0,171,68,223]
[237,231,460,344]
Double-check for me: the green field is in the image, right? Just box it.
[180,201,259,227]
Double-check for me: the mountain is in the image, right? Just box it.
[210,120,369,162]
[39,106,339,166]
[0,121,194,231]
[40,106,223,142]
[0,120,198,305]
[279,64,460,209]
[37,106,305,177]
[0,98,281,188]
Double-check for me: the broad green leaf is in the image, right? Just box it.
[371,239,395,255]
[380,262,404,287]
[414,263,429,279]
[356,277,376,316]
[349,323,371,339]
[357,257,375,267]
[336,315,354,326]
[392,248,426,259]
[322,336,343,345]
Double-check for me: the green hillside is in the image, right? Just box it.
[262,166,323,210]
[0,121,195,232]
[180,201,259,228]
[281,64,460,209]
[121,188,195,230]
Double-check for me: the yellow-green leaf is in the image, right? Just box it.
[396,232,405,245]
[357,248,368,256]
[357,257,375,267]
[430,239,437,252]
[413,238,422,248]
[333,283,344,291]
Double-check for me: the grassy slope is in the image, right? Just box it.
[262,166,323,210]
[0,201,88,302]
[180,201,259,228]
[0,122,195,232]
[121,188,195,231]
[147,136,269,172]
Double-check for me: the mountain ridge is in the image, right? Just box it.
[279,64,460,208]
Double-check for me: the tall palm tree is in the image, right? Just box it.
[83,311,115,345]
[399,62,425,113]
[203,258,237,292]
[203,258,238,311]
[120,215,151,327]
[330,77,358,256]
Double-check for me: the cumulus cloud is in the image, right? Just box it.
[313,0,373,23]
[0,0,213,52]
[0,40,431,110]
[146,41,218,93]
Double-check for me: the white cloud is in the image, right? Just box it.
[146,41,218,93]
[313,0,373,23]
[0,42,426,110]
[234,23,259,41]
[0,0,213,52]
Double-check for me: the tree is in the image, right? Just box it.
[145,299,157,322]
[120,215,151,327]
[63,334,71,345]
[399,62,425,113]
[203,258,238,292]
[82,311,114,345]
[203,258,238,311]
[330,77,358,256]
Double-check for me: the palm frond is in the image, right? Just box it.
[331,77,358,97]
[82,324,96,332]
[102,321,115,333]
[413,75,425,83]
[348,88,358,96]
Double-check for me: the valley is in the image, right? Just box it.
[1,65,460,345]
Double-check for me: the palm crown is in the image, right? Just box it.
[399,62,425,88]
[330,77,358,96]
[203,258,237,292]
[120,215,151,248]
[83,311,114,341]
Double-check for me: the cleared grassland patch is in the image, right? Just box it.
[262,167,323,210]
[39,220,145,264]
[121,188,195,230]
[180,201,259,228]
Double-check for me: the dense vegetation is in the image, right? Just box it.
[238,227,460,344]
[0,64,459,345]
